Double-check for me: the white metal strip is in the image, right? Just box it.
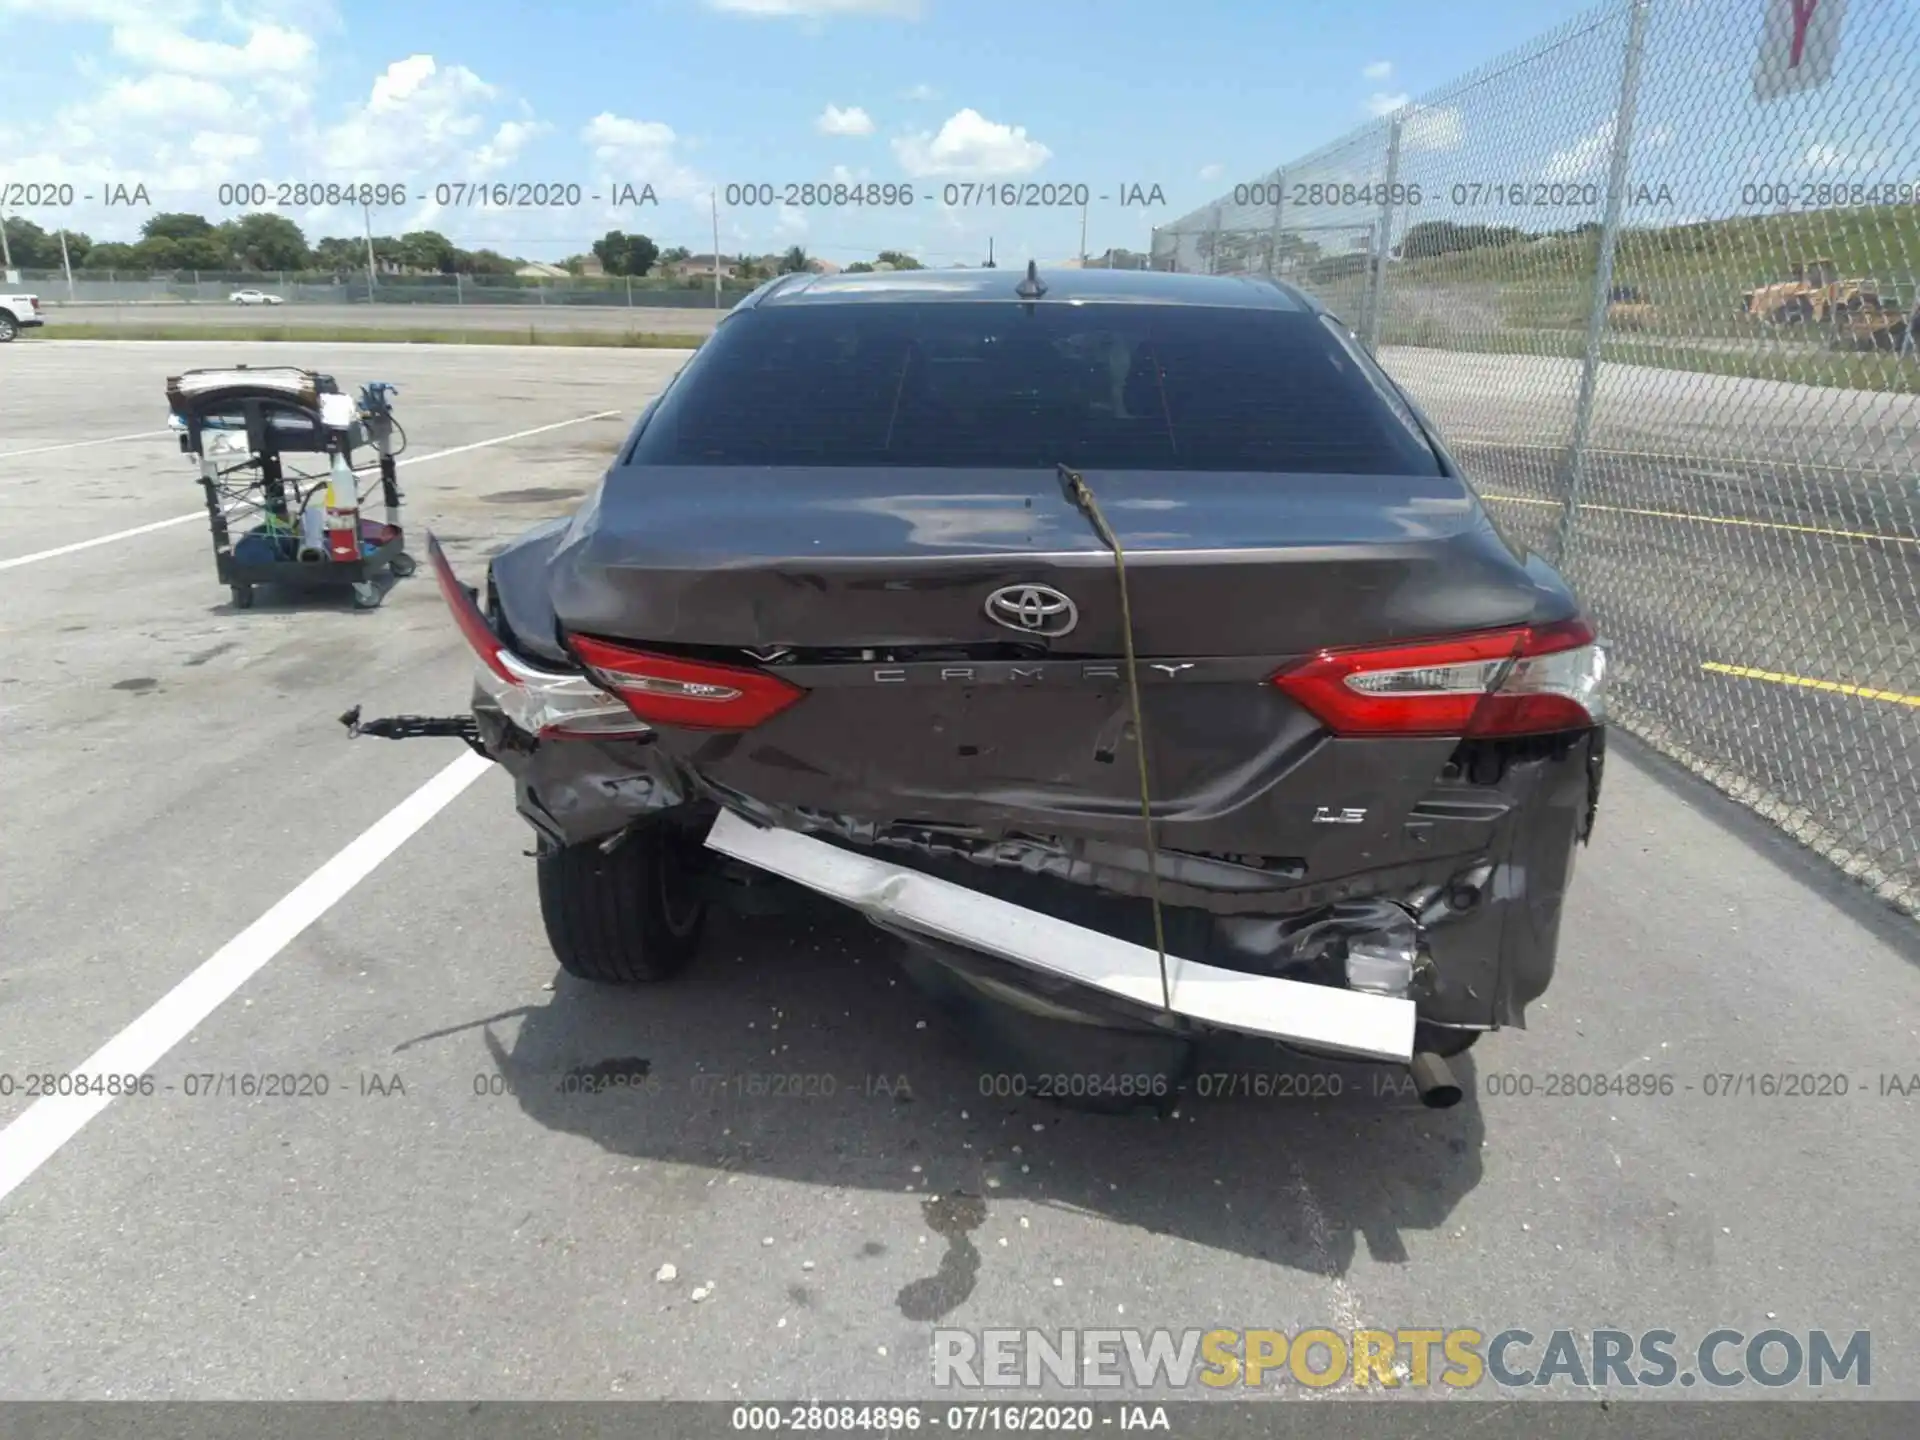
[706,810,1416,1063]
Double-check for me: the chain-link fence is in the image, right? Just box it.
[1157,0,1920,916]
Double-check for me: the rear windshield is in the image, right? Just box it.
[626,302,1442,474]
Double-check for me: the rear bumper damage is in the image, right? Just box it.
[484,699,1602,1057]
[400,530,1604,1066]
[706,807,1419,1063]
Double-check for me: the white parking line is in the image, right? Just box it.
[0,408,623,572]
[0,748,494,1209]
[0,429,173,459]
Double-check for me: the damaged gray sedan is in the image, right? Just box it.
[404,266,1607,1110]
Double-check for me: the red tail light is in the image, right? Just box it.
[428,533,647,740]
[1271,618,1607,738]
[568,635,806,732]
[429,534,516,683]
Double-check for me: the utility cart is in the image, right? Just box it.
[167,365,415,610]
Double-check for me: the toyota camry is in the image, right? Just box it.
[393,264,1609,1110]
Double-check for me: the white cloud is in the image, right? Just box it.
[1803,142,1872,171]
[583,113,676,152]
[0,7,570,249]
[816,104,874,136]
[1367,91,1411,117]
[85,72,238,125]
[830,163,872,184]
[472,118,547,171]
[187,131,263,164]
[706,0,920,14]
[317,56,497,175]
[1198,162,1224,180]
[1362,60,1393,80]
[0,0,154,21]
[1542,118,1613,181]
[582,112,708,202]
[302,55,550,239]
[1402,105,1463,152]
[109,21,314,76]
[892,108,1050,178]
[900,83,937,101]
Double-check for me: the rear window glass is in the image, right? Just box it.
[626,302,1442,474]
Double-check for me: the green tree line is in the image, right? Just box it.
[1,212,525,274]
[4,213,933,280]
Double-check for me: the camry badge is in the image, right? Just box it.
[984,584,1078,638]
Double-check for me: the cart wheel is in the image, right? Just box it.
[351,581,383,610]
[230,583,254,610]
[388,551,418,578]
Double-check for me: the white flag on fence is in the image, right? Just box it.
[1753,0,1848,102]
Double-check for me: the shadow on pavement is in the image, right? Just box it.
[422,904,1488,1311]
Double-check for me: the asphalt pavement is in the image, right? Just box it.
[1,339,1917,1403]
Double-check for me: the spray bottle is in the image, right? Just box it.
[324,447,361,563]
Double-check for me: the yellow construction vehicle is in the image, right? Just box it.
[1740,258,1891,325]
[1606,283,1657,330]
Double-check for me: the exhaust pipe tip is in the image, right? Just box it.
[1409,1051,1463,1110]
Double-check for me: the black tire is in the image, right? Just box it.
[0,314,17,343]
[230,582,254,609]
[537,825,708,984]
[388,551,417,578]
[350,580,382,609]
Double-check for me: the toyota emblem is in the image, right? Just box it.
[985,583,1078,637]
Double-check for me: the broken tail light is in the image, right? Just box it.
[1271,618,1607,738]
[567,635,807,732]
[428,535,647,739]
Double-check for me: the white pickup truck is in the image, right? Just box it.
[0,291,46,341]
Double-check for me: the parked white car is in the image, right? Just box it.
[229,289,285,305]
[0,291,45,341]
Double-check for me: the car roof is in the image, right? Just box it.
[733,266,1320,314]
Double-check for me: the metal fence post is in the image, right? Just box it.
[1207,204,1223,275]
[1267,172,1286,277]
[1554,0,1652,563]
[1363,115,1405,353]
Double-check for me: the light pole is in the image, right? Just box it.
[362,205,378,300]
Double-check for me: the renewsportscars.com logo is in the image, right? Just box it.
[931,1327,1872,1391]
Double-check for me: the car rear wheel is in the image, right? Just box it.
[537,823,708,984]
[0,314,17,343]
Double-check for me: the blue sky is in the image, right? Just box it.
[0,0,1911,268]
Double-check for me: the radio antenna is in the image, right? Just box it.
[1056,462,1172,1016]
